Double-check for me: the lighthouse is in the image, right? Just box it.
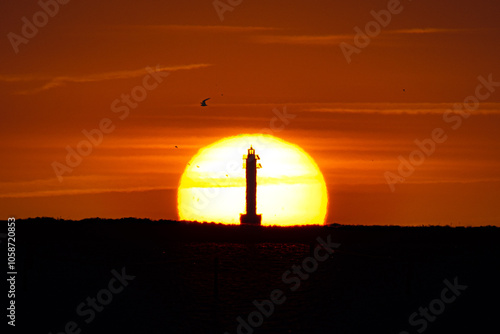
[240,146,262,225]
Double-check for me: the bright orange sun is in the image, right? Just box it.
[177,134,328,226]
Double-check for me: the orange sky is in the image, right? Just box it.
[1,0,499,226]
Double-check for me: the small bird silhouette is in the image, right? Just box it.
[201,98,210,106]
[175,146,178,148]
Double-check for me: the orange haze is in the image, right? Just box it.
[1,0,499,226]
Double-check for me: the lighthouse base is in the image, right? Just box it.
[240,214,262,226]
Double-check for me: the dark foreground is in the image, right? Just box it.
[4,218,500,334]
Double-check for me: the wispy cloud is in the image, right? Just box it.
[0,174,176,199]
[130,24,279,33]
[254,34,352,45]
[389,28,467,34]
[304,107,446,115]
[253,28,471,45]
[0,186,173,199]
[302,102,500,115]
[0,63,212,94]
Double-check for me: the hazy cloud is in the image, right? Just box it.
[301,102,500,115]
[253,34,351,45]
[389,28,467,34]
[0,64,212,94]
[253,28,471,45]
[141,24,280,33]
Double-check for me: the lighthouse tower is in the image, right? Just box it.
[240,146,262,225]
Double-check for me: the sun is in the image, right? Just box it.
[177,134,328,226]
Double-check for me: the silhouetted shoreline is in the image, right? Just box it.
[6,218,499,333]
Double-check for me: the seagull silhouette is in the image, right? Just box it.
[201,98,210,106]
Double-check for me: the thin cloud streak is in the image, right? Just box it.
[389,28,469,34]
[0,174,176,198]
[0,64,213,94]
[139,24,280,33]
[185,102,500,114]
[0,186,174,199]
[253,34,352,45]
[303,106,500,115]
[253,28,473,45]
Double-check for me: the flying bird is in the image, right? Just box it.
[201,98,210,106]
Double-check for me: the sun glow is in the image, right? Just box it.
[177,134,328,226]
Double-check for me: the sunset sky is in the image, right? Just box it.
[1,0,499,226]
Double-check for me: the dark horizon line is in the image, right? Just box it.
[2,216,499,229]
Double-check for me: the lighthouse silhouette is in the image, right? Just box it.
[240,146,262,225]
